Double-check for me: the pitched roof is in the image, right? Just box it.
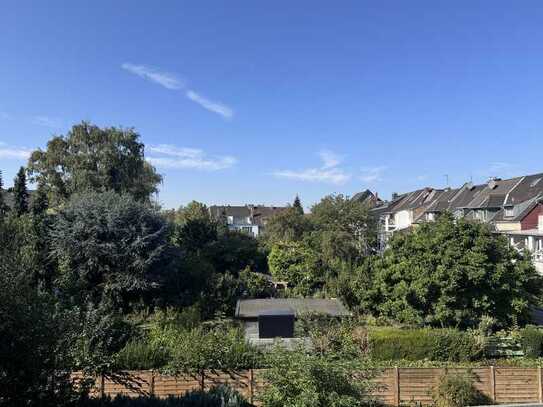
[504,173,543,206]
[466,177,523,209]
[235,298,351,319]
[209,205,287,226]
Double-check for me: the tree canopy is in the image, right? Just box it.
[27,122,162,204]
[350,213,543,328]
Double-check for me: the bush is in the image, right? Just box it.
[520,327,543,358]
[369,328,483,362]
[115,339,169,370]
[260,347,377,407]
[79,385,251,406]
[432,372,491,407]
[150,325,263,373]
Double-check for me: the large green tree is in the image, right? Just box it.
[49,191,172,310]
[352,213,543,328]
[27,122,162,204]
[0,170,8,220]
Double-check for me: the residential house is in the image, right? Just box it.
[363,171,543,273]
[209,204,287,237]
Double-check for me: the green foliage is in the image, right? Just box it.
[148,324,262,374]
[268,241,322,296]
[27,122,162,204]
[31,178,49,215]
[13,166,29,216]
[354,214,543,328]
[520,327,543,358]
[0,169,8,220]
[0,261,80,406]
[114,339,169,370]
[432,372,491,407]
[50,191,172,310]
[79,386,251,406]
[264,206,313,243]
[260,348,376,407]
[368,328,483,362]
[293,194,304,215]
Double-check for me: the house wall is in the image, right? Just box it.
[394,210,412,230]
[495,222,521,232]
[522,203,543,230]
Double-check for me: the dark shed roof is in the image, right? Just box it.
[235,298,351,319]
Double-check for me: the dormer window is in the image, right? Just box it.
[504,207,514,217]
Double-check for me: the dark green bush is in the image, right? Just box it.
[79,386,251,406]
[369,328,483,362]
[520,326,543,358]
[432,372,491,407]
[115,339,169,370]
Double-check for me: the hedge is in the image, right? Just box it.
[368,328,483,362]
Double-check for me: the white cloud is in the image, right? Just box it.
[0,142,32,160]
[273,150,351,185]
[146,144,237,171]
[186,90,234,119]
[359,166,387,183]
[319,150,341,169]
[33,115,62,128]
[121,63,184,90]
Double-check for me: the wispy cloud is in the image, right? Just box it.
[33,115,62,129]
[478,161,520,179]
[186,90,234,120]
[0,142,32,160]
[273,150,351,185]
[121,63,234,119]
[146,144,237,171]
[359,166,387,183]
[121,63,183,90]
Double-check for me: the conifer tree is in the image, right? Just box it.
[293,194,304,215]
[13,167,29,216]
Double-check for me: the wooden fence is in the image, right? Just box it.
[75,367,543,406]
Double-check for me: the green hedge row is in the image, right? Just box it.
[368,328,484,362]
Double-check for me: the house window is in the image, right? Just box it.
[504,207,514,217]
[227,216,234,225]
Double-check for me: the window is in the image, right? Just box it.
[504,207,514,217]
[227,216,234,225]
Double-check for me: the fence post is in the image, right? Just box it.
[489,366,496,402]
[249,369,254,405]
[199,370,205,392]
[538,367,542,403]
[394,367,400,407]
[99,373,105,399]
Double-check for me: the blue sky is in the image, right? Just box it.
[1,1,543,209]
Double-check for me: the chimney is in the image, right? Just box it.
[392,192,399,200]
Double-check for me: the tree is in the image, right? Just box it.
[49,191,172,310]
[13,166,29,216]
[31,179,49,215]
[268,241,322,296]
[354,214,543,328]
[27,122,162,204]
[0,260,79,406]
[264,207,313,243]
[0,169,8,220]
[310,194,377,264]
[293,194,304,215]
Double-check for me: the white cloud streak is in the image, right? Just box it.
[33,116,62,128]
[147,144,237,171]
[186,90,234,119]
[0,142,32,160]
[359,166,387,183]
[273,150,351,185]
[121,63,183,90]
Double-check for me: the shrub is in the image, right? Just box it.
[115,339,169,370]
[432,372,491,407]
[369,328,483,362]
[260,347,377,407]
[520,326,543,358]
